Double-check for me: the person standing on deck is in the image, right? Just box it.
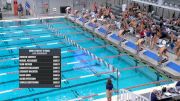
[158,46,169,64]
[106,78,113,101]
[18,4,23,18]
[175,36,180,61]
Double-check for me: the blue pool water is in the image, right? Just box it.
[0,18,171,101]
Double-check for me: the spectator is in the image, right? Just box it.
[145,28,152,47]
[151,90,158,101]
[175,81,180,87]
[92,2,98,14]
[175,81,180,91]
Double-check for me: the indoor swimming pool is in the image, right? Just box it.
[0,18,172,101]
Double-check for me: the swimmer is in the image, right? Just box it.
[73,10,79,16]
[83,13,90,19]
[90,18,98,28]
[174,36,180,61]
[158,46,169,64]
[118,28,125,37]
[136,38,145,53]
[91,18,97,23]
[66,7,71,14]
[105,24,115,31]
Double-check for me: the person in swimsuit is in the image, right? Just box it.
[146,28,152,47]
[175,37,180,61]
[66,7,71,14]
[136,38,145,53]
[106,78,113,101]
[158,46,169,64]
[118,28,125,37]
[151,28,159,49]
[170,31,176,50]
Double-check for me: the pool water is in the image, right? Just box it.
[0,18,171,101]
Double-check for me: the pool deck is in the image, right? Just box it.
[94,82,177,101]
[0,15,64,22]
[65,16,180,80]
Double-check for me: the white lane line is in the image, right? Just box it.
[46,42,58,45]
[20,37,30,40]
[79,74,94,78]
[9,26,18,28]
[6,47,17,50]
[66,61,80,65]
[0,71,18,76]
[32,29,43,32]
[26,45,36,48]
[98,92,106,95]
[2,39,13,42]
[40,35,51,38]
[0,73,7,76]
[0,32,6,34]
[61,51,68,54]
[14,31,23,33]
[11,58,19,60]
[0,89,13,94]
[26,24,36,26]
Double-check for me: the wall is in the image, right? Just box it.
[116,0,180,19]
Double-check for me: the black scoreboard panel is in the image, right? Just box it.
[19,49,61,88]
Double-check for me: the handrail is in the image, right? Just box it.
[118,89,149,101]
[68,80,172,101]
[125,79,172,90]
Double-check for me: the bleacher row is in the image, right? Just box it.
[66,15,180,79]
[138,0,180,8]
[110,4,180,37]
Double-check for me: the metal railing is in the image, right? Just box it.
[118,89,149,101]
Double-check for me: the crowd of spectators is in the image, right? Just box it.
[67,2,180,61]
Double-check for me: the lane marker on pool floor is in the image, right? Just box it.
[26,24,37,26]
[66,61,80,65]
[26,45,36,48]
[40,35,51,38]
[0,32,6,34]
[31,29,43,32]
[0,89,14,94]
[9,26,18,28]
[61,71,115,82]
[14,31,24,34]
[2,39,13,42]
[46,42,58,45]
[20,37,30,40]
